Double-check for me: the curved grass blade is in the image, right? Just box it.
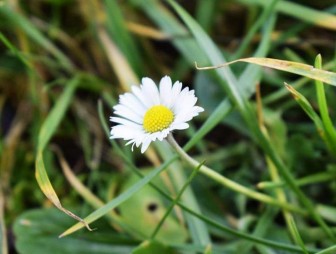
[35,76,92,231]
[196,57,336,87]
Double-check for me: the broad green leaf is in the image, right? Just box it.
[118,171,188,244]
[14,208,134,254]
[60,156,177,237]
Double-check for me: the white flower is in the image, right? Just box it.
[110,76,204,153]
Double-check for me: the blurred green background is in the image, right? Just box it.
[1,0,336,253]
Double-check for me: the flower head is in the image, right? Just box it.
[110,76,204,153]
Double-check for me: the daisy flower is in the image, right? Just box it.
[110,76,204,153]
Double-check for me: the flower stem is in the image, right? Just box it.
[167,134,306,215]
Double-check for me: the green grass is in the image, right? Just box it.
[1,1,336,253]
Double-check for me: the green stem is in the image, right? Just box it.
[167,134,306,215]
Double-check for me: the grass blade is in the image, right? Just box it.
[238,0,336,31]
[35,76,92,230]
[197,57,336,87]
[314,55,336,155]
[0,5,74,71]
[150,161,203,239]
[59,156,177,237]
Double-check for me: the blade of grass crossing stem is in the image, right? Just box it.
[0,6,74,71]
[197,57,336,87]
[150,161,203,240]
[60,156,177,237]
[168,0,335,240]
[35,76,92,230]
[314,55,336,155]
[98,101,317,253]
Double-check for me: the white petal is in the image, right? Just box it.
[171,81,183,101]
[174,106,204,124]
[110,125,143,140]
[141,77,160,106]
[150,130,169,142]
[171,87,190,112]
[110,117,142,129]
[132,85,152,108]
[171,122,189,130]
[159,76,173,107]
[141,137,152,153]
[119,92,147,116]
[157,129,170,140]
[113,105,143,124]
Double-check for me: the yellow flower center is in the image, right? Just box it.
[143,105,174,133]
